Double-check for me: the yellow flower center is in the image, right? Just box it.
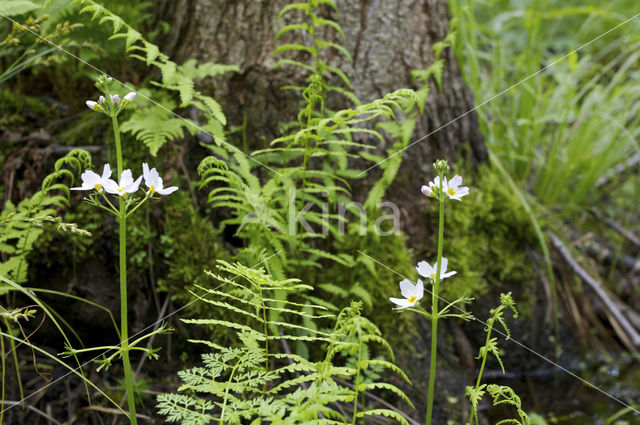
[430,273,436,280]
[447,188,456,196]
[149,185,156,193]
[94,184,102,191]
[408,295,417,304]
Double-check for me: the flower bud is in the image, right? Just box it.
[124,92,136,103]
[433,159,449,174]
[86,100,99,111]
[111,94,121,104]
[98,95,105,103]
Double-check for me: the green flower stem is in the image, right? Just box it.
[408,306,433,320]
[111,110,124,177]
[64,345,154,357]
[111,111,138,425]
[467,324,493,425]
[351,344,364,425]
[125,194,150,218]
[1,329,5,425]
[100,192,119,214]
[425,171,445,425]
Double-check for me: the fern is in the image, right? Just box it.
[275,0,356,105]
[72,0,238,156]
[0,149,91,287]
[120,95,197,155]
[158,263,412,424]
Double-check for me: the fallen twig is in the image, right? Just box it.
[82,405,152,422]
[595,152,640,188]
[549,231,640,349]
[603,217,640,250]
[1,400,63,425]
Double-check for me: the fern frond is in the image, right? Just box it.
[357,409,410,425]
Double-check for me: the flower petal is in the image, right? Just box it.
[416,261,434,278]
[439,257,448,274]
[120,169,133,186]
[415,280,424,300]
[101,164,112,180]
[399,279,415,298]
[125,175,143,193]
[103,179,120,194]
[449,175,462,188]
[157,186,178,195]
[389,297,409,307]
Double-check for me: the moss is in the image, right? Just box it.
[160,190,228,299]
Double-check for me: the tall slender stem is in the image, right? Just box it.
[351,344,363,425]
[111,112,138,425]
[466,325,493,425]
[111,113,123,177]
[1,329,5,425]
[425,172,445,425]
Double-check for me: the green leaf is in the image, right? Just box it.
[0,1,41,16]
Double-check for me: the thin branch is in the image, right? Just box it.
[549,231,640,348]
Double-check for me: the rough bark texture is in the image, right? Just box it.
[157,0,486,244]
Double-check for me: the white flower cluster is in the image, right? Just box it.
[389,257,457,309]
[71,163,178,197]
[86,92,137,113]
[389,174,470,310]
[421,175,469,201]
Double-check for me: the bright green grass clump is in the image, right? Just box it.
[450,0,640,211]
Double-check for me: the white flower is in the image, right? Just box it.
[123,92,136,103]
[389,279,424,309]
[86,100,101,111]
[142,163,178,195]
[421,176,441,197]
[416,257,457,281]
[71,164,112,192]
[421,175,469,201]
[111,94,121,104]
[104,169,142,196]
[443,175,469,201]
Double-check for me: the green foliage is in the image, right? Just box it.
[72,0,239,156]
[120,94,195,156]
[0,149,91,286]
[466,293,529,425]
[275,0,357,105]
[194,0,449,358]
[0,1,42,17]
[157,261,411,424]
[198,87,421,275]
[0,11,83,84]
[449,0,640,252]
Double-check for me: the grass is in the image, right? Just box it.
[450,0,640,210]
[449,0,640,352]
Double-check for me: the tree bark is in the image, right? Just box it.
[157,0,486,239]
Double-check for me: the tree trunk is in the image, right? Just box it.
[157,0,486,240]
